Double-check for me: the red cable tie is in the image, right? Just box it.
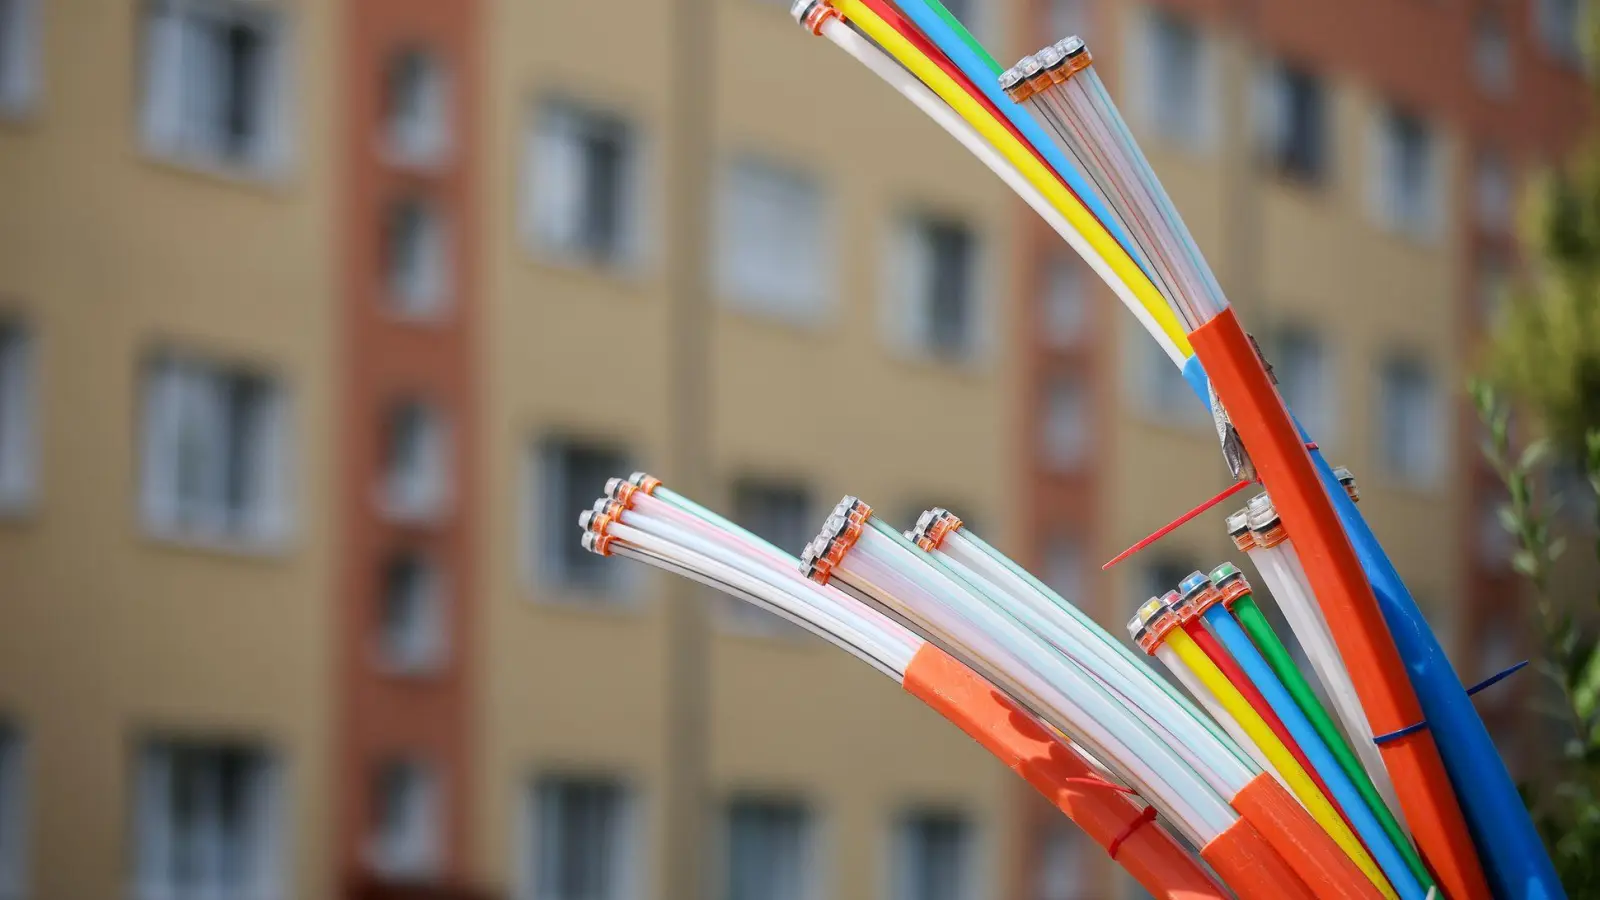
[1101,479,1257,571]
[1107,805,1160,860]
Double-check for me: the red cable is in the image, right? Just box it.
[1182,621,1342,812]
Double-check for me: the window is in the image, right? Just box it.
[1048,0,1089,44]
[723,480,813,636]
[526,776,632,900]
[1034,824,1087,900]
[133,740,281,900]
[1139,558,1197,603]
[716,158,831,324]
[0,323,36,511]
[886,214,982,362]
[380,400,450,522]
[140,354,290,546]
[140,0,287,172]
[1133,9,1214,149]
[1271,327,1333,446]
[1369,106,1441,239]
[1536,0,1585,65]
[1377,356,1442,485]
[1041,535,1084,606]
[724,798,811,900]
[378,554,446,674]
[893,810,973,900]
[1474,151,1514,235]
[1041,256,1086,348]
[1041,376,1088,470]
[1253,61,1326,183]
[368,759,441,880]
[0,726,24,900]
[384,49,449,165]
[524,101,641,268]
[385,198,450,317]
[531,439,628,594]
[1476,254,1513,329]
[0,0,40,117]
[1473,12,1513,96]
[1126,327,1202,424]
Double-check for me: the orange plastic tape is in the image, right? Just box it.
[1191,308,1490,900]
[1231,772,1384,900]
[1198,815,1316,900]
[902,645,1226,900]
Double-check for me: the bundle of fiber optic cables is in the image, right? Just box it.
[576,1,1562,896]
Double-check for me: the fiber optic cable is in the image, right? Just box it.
[866,0,1153,275]
[1167,583,1329,801]
[1210,561,1434,891]
[808,500,1314,900]
[1141,603,1396,898]
[790,3,1184,365]
[1131,600,1388,900]
[1185,572,1427,899]
[910,510,1255,788]
[1237,500,1404,826]
[579,477,1225,898]
[793,1,1192,356]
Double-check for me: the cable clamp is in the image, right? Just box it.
[1373,660,1529,745]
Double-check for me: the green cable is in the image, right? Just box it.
[1231,591,1435,888]
[918,0,1002,73]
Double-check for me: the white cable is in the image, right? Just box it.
[817,18,1185,367]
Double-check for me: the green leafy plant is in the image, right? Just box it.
[1472,384,1600,892]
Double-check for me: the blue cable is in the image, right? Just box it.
[1182,354,1564,900]
[888,0,1153,280]
[1192,589,1426,899]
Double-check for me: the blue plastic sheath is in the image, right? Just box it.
[888,1,1153,280]
[1199,605,1426,899]
[1181,354,1564,899]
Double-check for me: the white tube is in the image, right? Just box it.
[607,521,920,674]
[1152,643,1288,792]
[817,18,1185,367]
[932,538,1243,799]
[845,528,1237,845]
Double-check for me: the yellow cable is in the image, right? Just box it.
[832,0,1193,357]
[1166,628,1398,899]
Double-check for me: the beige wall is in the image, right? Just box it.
[0,1,340,898]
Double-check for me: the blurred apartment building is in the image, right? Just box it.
[0,1,1588,899]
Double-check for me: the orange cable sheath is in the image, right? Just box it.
[902,645,1231,900]
[1199,814,1318,900]
[1190,308,1490,900]
[1230,772,1387,900]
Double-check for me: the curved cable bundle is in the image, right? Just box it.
[577,475,1225,899]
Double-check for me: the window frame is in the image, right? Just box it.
[520,774,641,900]
[138,0,293,178]
[376,552,449,676]
[0,0,42,119]
[720,795,815,900]
[525,437,635,603]
[0,321,37,514]
[714,155,833,326]
[521,98,646,272]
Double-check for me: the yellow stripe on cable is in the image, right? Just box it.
[1165,628,1398,900]
[808,11,1183,365]
[831,0,1192,357]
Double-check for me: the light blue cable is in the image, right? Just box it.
[1181,354,1563,899]
[1196,596,1425,899]
[888,0,1153,280]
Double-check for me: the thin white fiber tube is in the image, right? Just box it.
[1251,540,1408,827]
[1152,642,1288,792]
[845,528,1236,845]
[816,18,1184,366]
[607,522,920,675]
[612,544,910,681]
[932,540,1242,798]
[937,530,1256,772]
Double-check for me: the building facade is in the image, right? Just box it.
[0,1,1588,900]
